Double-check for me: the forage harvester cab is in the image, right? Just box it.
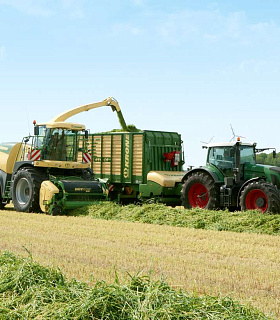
[0,97,128,214]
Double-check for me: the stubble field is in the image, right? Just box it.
[0,205,279,318]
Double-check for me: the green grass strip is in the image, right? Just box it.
[71,203,280,236]
[0,251,271,319]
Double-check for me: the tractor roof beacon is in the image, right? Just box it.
[181,140,280,213]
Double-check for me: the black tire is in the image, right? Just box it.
[75,168,95,181]
[0,191,5,209]
[182,172,219,209]
[81,168,94,181]
[51,205,62,216]
[12,167,44,213]
[240,181,280,213]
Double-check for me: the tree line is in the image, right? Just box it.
[256,152,280,166]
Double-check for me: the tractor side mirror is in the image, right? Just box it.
[34,126,39,136]
[85,130,89,140]
[273,150,276,158]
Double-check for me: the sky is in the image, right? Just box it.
[1,0,280,167]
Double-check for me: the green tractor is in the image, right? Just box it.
[181,140,280,213]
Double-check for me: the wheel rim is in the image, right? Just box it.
[188,183,209,208]
[245,189,268,212]
[16,178,31,205]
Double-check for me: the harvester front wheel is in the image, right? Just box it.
[240,181,280,213]
[182,172,219,209]
[12,167,44,213]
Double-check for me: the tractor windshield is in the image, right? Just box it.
[240,145,256,165]
[208,147,235,172]
[208,145,256,174]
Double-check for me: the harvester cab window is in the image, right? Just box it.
[33,125,47,149]
[43,129,79,161]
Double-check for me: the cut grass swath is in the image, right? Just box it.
[71,202,280,236]
[0,251,270,319]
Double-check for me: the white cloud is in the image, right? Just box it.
[111,23,144,37]
[221,58,280,76]
[153,9,280,46]
[0,0,53,16]
[60,0,84,19]
[130,0,144,6]
[0,0,85,18]
[239,59,280,74]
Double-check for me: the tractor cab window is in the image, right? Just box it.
[240,146,256,165]
[208,147,235,173]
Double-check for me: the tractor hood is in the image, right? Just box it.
[244,163,280,188]
[269,166,280,174]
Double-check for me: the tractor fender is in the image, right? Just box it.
[181,167,220,184]
[237,177,264,206]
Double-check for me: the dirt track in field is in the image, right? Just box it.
[0,207,279,318]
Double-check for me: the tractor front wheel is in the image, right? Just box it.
[182,172,219,209]
[12,167,44,213]
[240,181,280,213]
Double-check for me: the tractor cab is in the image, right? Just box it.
[206,142,256,180]
[182,139,280,213]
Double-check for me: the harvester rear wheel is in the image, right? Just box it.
[240,181,280,213]
[182,172,219,209]
[0,193,5,209]
[12,167,44,213]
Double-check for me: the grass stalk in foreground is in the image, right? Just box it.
[0,251,271,319]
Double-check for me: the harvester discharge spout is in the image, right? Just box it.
[51,97,129,131]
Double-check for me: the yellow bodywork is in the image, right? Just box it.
[34,160,90,169]
[51,97,121,122]
[0,143,22,174]
[42,122,85,130]
[38,97,121,130]
[147,171,185,188]
[40,180,59,212]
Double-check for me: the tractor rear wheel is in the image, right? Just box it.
[182,172,219,209]
[12,167,44,213]
[240,181,280,213]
